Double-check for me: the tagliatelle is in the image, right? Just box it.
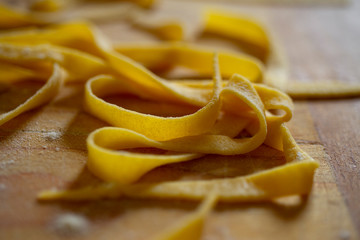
[286,81,360,99]
[204,9,270,56]
[0,5,42,29]
[0,42,108,82]
[0,21,307,192]
[0,63,64,125]
[152,192,218,240]
[0,5,338,240]
[114,43,263,82]
[38,124,318,201]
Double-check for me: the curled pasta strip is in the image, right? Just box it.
[0,63,64,125]
[152,192,218,240]
[0,5,42,29]
[0,25,110,126]
[38,124,318,201]
[0,22,111,57]
[202,9,288,91]
[114,43,264,82]
[84,65,222,142]
[0,42,108,82]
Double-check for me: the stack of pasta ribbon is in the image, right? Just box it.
[1,1,359,239]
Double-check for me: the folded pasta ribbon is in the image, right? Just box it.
[152,192,218,240]
[0,63,64,126]
[38,124,318,201]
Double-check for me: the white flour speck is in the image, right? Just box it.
[43,131,62,141]
[0,159,15,169]
[51,213,89,237]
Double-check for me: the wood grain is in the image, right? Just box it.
[0,1,360,239]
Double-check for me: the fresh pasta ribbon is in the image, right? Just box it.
[0,42,108,83]
[0,21,111,58]
[38,124,318,201]
[0,23,111,126]
[286,81,360,99]
[0,5,42,29]
[204,9,270,56]
[114,43,264,83]
[0,63,65,125]
[84,56,222,143]
[152,192,218,240]
[202,9,289,91]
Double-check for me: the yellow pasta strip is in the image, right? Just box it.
[0,63,64,126]
[86,73,267,147]
[203,9,289,90]
[103,50,213,107]
[38,124,318,201]
[114,43,264,82]
[129,13,184,42]
[0,22,111,57]
[0,62,48,83]
[152,193,217,240]
[164,80,294,124]
[204,9,270,55]
[0,42,108,83]
[286,81,360,99]
[85,66,221,142]
[0,5,41,29]
[0,23,110,127]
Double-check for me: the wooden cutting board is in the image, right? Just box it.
[0,1,359,239]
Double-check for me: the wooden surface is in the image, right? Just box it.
[1,1,360,239]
